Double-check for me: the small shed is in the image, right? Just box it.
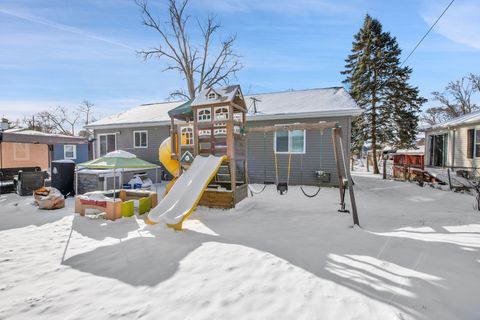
[392,147,424,180]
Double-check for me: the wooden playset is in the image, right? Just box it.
[167,85,248,209]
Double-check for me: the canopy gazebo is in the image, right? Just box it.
[76,150,160,195]
[75,150,160,219]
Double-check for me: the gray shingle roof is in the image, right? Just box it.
[86,87,361,129]
[191,85,242,107]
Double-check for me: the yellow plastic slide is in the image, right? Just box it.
[158,137,179,194]
[148,137,225,230]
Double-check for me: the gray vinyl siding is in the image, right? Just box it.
[92,116,351,186]
[93,126,170,180]
[247,116,351,186]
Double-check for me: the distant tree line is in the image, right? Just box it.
[5,100,96,136]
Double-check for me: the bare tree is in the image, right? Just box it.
[24,101,96,136]
[422,75,480,125]
[469,73,480,92]
[136,0,242,99]
[79,100,95,125]
[421,107,451,126]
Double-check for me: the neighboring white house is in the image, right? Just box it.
[424,110,480,172]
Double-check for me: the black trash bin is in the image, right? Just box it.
[51,160,75,197]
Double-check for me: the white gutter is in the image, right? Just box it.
[85,120,172,130]
[246,109,363,121]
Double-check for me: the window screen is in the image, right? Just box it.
[467,129,474,159]
[275,131,289,152]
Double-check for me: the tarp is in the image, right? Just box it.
[77,150,159,169]
[167,99,193,121]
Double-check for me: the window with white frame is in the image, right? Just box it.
[98,133,116,156]
[274,130,305,154]
[198,129,211,136]
[64,145,77,159]
[214,128,227,136]
[181,126,194,145]
[134,131,148,148]
[214,107,229,121]
[233,113,243,122]
[197,108,211,122]
[208,92,217,100]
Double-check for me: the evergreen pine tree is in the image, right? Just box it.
[342,14,426,174]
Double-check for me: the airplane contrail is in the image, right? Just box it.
[0,7,136,51]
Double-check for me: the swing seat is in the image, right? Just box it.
[277,183,288,195]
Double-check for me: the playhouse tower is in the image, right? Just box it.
[168,85,248,208]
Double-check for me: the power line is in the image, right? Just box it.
[401,0,455,67]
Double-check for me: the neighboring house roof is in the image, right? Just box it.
[1,129,88,145]
[86,87,362,129]
[85,101,182,129]
[425,110,480,130]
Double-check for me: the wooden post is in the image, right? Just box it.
[366,151,370,172]
[227,118,236,192]
[382,156,387,180]
[337,128,360,227]
[332,128,346,212]
[447,168,452,191]
[170,117,176,159]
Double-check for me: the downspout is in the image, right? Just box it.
[451,127,456,170]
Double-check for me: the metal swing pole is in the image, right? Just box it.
[332,127,347,212]
[337,127,360,226]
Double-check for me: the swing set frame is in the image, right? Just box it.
[246,121,360,227]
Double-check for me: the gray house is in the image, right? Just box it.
[85,87,361,186]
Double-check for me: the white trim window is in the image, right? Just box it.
[208,92,217,100]
[233,113,243,122]
[274,130,306,154]
[64,145,77,160]
[214,107,229,121]
[198,129,211,137]
[214,128,227,136]
[181,126,194,145]
[197,108,211,122]
[133,130,148,148]
[98,133,117,156]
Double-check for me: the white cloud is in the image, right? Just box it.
[195,0,358,15]
[421,0,480,50]
[0,7,136,51]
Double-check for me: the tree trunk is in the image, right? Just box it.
[371,66,379,174]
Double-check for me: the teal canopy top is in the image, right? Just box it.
[78,150,159,169]
[168,99,193,121]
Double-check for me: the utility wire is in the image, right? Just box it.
[401,0,455,67]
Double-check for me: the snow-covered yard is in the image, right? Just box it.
[1,173,479,320]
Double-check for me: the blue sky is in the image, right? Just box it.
[0,0,479,121]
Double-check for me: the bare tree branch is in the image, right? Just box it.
[136,0,242,99]
[421,74,480,125]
